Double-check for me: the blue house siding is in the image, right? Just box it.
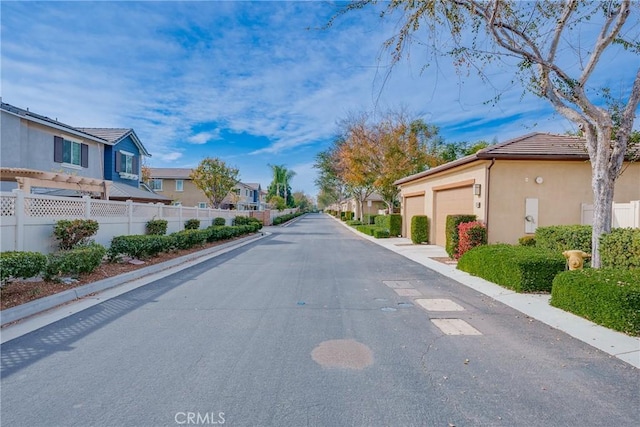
[104,145,114,180]
[110,136,141,186]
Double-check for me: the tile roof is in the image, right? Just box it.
[149,168,194,179]
[395,132,635,185]
[109,182,171,202]
[78,128,150,157]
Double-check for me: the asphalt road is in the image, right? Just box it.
[1,213,638,426]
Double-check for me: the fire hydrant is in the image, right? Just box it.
[562,250,591,270]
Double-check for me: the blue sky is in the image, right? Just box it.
[2,1,638,197]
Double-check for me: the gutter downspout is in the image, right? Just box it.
[486,158,496,240]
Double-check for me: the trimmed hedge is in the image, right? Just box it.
[273,212,303,225]
[233,216,263,229]
[146,219,168,235]
[535,225,592,253]
[551,269,640,336]
[356,225,377,236]
[375,214,402,237]
[213,217,227,226]
[0,251,48,284]
[373,228,390,238]
[109,235,174,259]
[411,215,429,244]
[346,220,362,226]
[446,215,477,258]
[363,214,379,225]
[599,228,640,269]
[172,229,209,250]
[44,243,107,280]
[457,244,566,293]
[53,219,99,250]
[344,211,354,221]
[184,219,200,230]
[518,236,536,247]
[456,221,487,259]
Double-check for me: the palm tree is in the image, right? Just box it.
[268,164,296,206]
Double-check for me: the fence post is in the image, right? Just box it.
[633,201,640,228]
[127,200,133,235]
[178,204,183,230]
[12,189,24,251]
[84,195,91,219]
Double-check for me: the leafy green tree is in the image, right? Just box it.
[269,195,286,211]
[334,0,640,267]
[267,164,296,207]
[190,157,239,209]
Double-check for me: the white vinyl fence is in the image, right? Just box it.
[581,201,640,229]
[0,190,297,254]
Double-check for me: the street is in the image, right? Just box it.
[1,213,638,426]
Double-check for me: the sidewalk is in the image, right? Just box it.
[336,218,640,368]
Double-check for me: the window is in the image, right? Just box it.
[176,180,184,192]
[234,188,240,195]
[115,150,138,179]
[198,202,207,209]
[150,179,163,191]
[54,136,88,168]
[172,201,182,207]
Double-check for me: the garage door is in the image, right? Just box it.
[434,186,474,247]
[404,195,425,240]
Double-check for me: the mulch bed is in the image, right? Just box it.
[0,237,247,311]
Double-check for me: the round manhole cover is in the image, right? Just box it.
[311,339,373,369]
[381,307,397,312]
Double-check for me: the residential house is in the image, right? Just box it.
[0,101,169,203]
[394,133,640,245]
[328,193,387,219]
[148,168,265,210]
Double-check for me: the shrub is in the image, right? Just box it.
[171,229,209,250]
[411,215,430,244]
[340,211,346,220]
[234,216,263,229]
[213,217,227,226]
[551,269,640,336]
[445,215,477,258]
[146,219,168,235]
[599,228,640,269]
[184,219,200,230]
[44,243,106,280]
[375,214,402,236]
[109,235,173,260]
[346,220,362,226]
[373,228,390,238]
[53,219,99,250]
[457,244,565,293]
[456,221,487,259]
[363,214,379,225]
[518,236,536,246]
[0,251,47,284]
[344,211,354,221]
[535,225,592,253]
[355,225,377,236]
[273,212,303,225]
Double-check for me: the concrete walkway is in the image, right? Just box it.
[336,219,639,368]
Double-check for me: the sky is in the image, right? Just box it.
[2,1,639,198]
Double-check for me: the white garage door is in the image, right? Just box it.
[404,195,425,240]
[434,186,474,247]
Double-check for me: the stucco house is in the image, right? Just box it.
[148,168,265,210]
[395,133,640,246]
[327,192,387,219]
[0,101,169,203]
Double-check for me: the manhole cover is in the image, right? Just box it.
[397,302,413,308]
[381,307,397,312]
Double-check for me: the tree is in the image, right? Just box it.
[267,164,296,207]
[190,157,239,209]
[269,195,286,211]
[292,191,312,211]
[335,0,640,267]
[314,143,347,210]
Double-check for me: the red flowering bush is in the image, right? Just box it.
[456,221,487,259]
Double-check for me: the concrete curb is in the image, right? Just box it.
[332,214,640,368]
[0,232,267,327]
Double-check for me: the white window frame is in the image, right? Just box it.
[198,202,207,209]
[118,150,138,180]
[63,139,82,168]
[176,180,184,192]
[150,179,163,191]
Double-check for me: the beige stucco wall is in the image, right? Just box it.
[154,178,207,206]
[488,160,640,244]
[398,161,490,242]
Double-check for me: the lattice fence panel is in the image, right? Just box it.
[132,204,160,217]
[26,196,85,217]
[1,195,16,217]
[91,200,128,217]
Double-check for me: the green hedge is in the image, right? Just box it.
[457,244,566,293]
[172,229,209,250]
[551,269,640,336]
[344,211,354,221]
[233,216,263,229]
[146,219,168,235]
[109,235,174,259]
[411,215,429,244]
[518,236,536,246]
[45,243,107,280]
[363,214,379,225]
[356,225,377,236]
[0,251,48,284]
[375,214,402,237]
[53,219,99,250]
[599,228,640,269]
[213,217,227,226]
[373,228,390,238]
[273,212,303,225]
[445,215,477,258]
[184,218,200,230]
[346,220,362,226]
[535,225,592,253]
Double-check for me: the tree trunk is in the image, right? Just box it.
[588,127,616,268]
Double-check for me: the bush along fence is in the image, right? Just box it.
[0,190,296,254]
[0,217,263,286]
